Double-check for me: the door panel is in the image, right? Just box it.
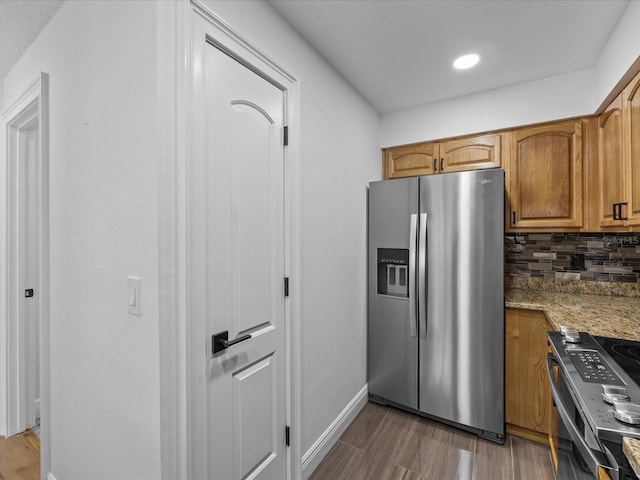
[228,102,279,336]
[509,120,583,228]
[626,75,640,225]
[368,177,419,409]
[598,96,624,226]
[440,134,501,173]
[233,354,277,478]
[419,170,504,436]
[383,143,439,179]
[202,41,286,480]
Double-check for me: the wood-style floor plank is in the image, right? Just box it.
[418,422,476,479]
[308,440,367,480]
[360,407,421,479]
[472,437,513,480]
[511,435,556,480]
[0,430,40,480]
[340,402,390,450]
[387,464,422,480]
[311,402,556,480]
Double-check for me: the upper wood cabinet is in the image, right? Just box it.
[383,143,439,179]
[593,71,640,230]
[382,133,501,179]
[622,73,640,225]
[597,93,626,227]
[627,72,640,226]
[506,119,584,230]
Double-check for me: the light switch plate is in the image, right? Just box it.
[128,276,141,316]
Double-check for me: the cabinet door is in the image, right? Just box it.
[506,308,552,443]
[598,94,625,227]
[440,134,502,173]
[509,120,583,229]
[383,143,439,179]
[625,72,640,226]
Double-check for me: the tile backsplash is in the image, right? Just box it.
[505,233,640,287]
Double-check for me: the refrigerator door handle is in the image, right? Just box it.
[418,213,427,339]
[409,214,417,338]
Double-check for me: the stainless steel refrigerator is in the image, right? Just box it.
[367,168,504,443]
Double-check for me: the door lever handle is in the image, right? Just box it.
[212,330,251,354]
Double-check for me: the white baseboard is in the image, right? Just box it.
[301,385,368,480]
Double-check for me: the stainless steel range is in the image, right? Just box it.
[548,329,640,480]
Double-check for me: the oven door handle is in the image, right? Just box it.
[546,354,611,478]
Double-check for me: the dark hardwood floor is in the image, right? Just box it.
[310,402,555,480]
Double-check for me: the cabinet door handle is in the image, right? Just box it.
[512,211,516,224]
[440,158,444,172]
[620,202,629,221]
[433,158,437,173]
[613,202,628,221]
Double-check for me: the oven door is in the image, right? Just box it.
[547,355,617,480]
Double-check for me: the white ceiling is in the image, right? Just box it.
[0,1,630,115]
[268,0,630,114]
[0,0,64,79]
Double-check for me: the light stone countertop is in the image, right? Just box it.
[506,288,640,472]
[505,289,640,341]
[623,437,640,478]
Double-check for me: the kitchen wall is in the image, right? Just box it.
[2,0,380,478]
[381,68,594,147]
[2,1,161,478]
[595,0,640,110]
[380,1,640,148]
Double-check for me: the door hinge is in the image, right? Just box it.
[283,126,289,146]
[284,277,289,297]
[285,426,290,446]
[25,289,34,298]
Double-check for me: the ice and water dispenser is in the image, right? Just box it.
[376,248,409,297]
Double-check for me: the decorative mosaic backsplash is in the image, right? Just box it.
[505,233,640,295]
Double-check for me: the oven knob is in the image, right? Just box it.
[564,330,581,343]
[560,325,574,336]
[613,402,640,425]
[602,385,630,404]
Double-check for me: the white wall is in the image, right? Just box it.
[200,0,380,461]
[594,0,640,109]
[4,0,379,477]
[381,68,594,147]
[381,0,640,148]
[3,1,161,478]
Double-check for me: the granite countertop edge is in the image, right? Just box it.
[505,288,640,342]
[623,437,640,478]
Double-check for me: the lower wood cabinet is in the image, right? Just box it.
[505,308,554,444]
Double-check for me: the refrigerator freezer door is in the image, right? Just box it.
[418,169,504,438]
[368,177,419,409]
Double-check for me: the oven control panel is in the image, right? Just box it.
[567,350,624,385]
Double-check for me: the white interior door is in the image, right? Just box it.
[5,99,42,435]
[18,121,40,430]
[191,33,288,479]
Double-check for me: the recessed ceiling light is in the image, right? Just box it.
[453,54,480,70]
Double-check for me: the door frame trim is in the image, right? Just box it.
[0,72,50,474]
[159,2,301,478]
